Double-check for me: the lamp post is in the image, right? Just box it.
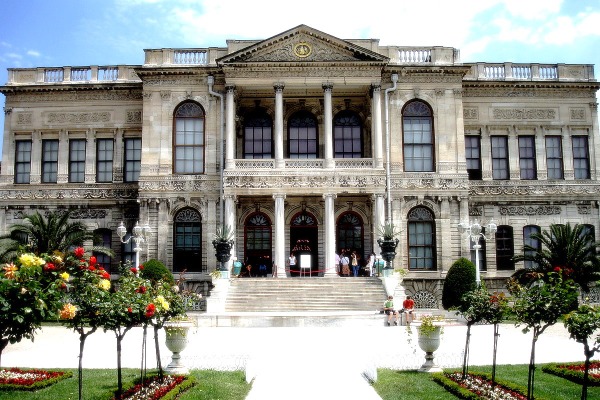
[117,221,151,268]
[457,220,497,286]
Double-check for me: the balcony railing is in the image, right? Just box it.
[386,46,459,65]
[465,63,595,82]
[6,65,141,85]
[231,158,375,170]
[143,48,225,66]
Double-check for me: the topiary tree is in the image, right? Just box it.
[140,259,174,285]
[442,257,476,310]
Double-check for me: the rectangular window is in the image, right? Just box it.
[403,117,434,172]
[572,136,590,179]
[14,140,32,184]
[518,136,537,180]
[69,139,86,183]
[545,136,564,179]
[491,136,509,180]
[96,139,114,182]
[523,225,541,269]
[93,229,112,273]
[465,136,482,180]
[496,226,514,270]
[408,221,435,270]
[124,138,141,182]
[42,139,59,183]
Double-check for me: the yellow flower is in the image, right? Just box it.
[18,253,45,268]
[59,303,77,319]
[98,279,111,291]
[3,263,18,279]
[155,295,170,311]
[60,272,70,281]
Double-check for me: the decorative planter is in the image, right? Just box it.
[377,238,399,265]
[212,239,233,263]
[416,323,444,373]
[164,320,194,375]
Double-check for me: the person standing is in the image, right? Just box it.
[366,252,376,277]
[340,251,350,277]
[334,251,341,275]
[351,251,359,277]
[287,252,296,274]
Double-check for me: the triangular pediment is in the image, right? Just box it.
[217,25,388,65]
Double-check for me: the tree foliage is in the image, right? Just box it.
[442,257,476,310]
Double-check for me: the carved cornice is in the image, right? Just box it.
[5,89,143,103]
[468,181,600,197]
[0,185,138,201]
[463,86,596,99]
[499,205,562,215]
[138,176,220,192]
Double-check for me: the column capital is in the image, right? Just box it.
[322,82,334,91]
[273,83,285,92]
[322,193,337,200]
[272,193,286,200]
[225,84,236,93]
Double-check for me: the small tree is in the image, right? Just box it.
[563,304,600,400]
[511,270,579,400]
[442,257,476,310]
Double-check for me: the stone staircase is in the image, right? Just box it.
[224,277,387,312]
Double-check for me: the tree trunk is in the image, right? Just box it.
[461,323,472,379]
[492,323,499,387]
[0,338,8,368]
[140,325,147,386]
[582,340,591,400]
[154,325,163,380]
[527,328,540,400]
[76,326,96,400]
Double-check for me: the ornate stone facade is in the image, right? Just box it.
[0,25,598,298]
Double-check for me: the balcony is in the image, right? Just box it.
[464,62,596,82]
[384,46,460,65]
[143,48,226,66]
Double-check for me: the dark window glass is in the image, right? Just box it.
[496,225,514,270]
[42,139,59,183]
[174,102,204,173]
[572,136,590,179]
[124,138,141,182]
[333,110,362,158]
[523,225,541,269]
[407,207,435,270]
[121,235,136,266]
[243,110,272,159]
[465,136,482,180]
[336,212,364,256]
[288,110,318,159]
[93,229,112,273]
[69,139,86,183]
[545,136,563,179]
[96,139,114,182]
[14,140,32,184]
[403,101,434,172]
[491,136,509,180]
[173,208,202,272]
[518,136,537,180]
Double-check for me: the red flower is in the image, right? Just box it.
[145,303,156,318]
[89,256,97,265]
[553,266,562,273]
[127,307,133,313]
[139,265,144,270]
[74,247,85,258]
[101,271,110,279]
[130,267,138,274]
[44,263,56,272]
[136,286,147,294]
[88,266,96,271]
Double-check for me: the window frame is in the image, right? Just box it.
[572,136,591,180]
[123,138,141,182]
[491,135,509,180]
[288,110,318,159]
[41,139,59,184]
[545,136,564,180]
[407,207,436,271]
[495,225,514,270]
[173,208,203,273]
[523,225,541,269]
[243,110,273,159]
[336,211,364,256]
[333,110,363,159]
[465,135,482,180]
[518,135,537,180]
[69,139,86,183]
[402,101,434,172]
[96,138,114,183]
[173,101,205,174]
[93,228,112,273]
[14,140,32,184]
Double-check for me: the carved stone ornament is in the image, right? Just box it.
[293,42,312,58]
[492,108,556,120]
[47,112,111,124]
[0,186,138,201]
[469,182,600,196]
[498,205,561,216]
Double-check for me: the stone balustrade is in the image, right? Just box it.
[6,65,141,85]
[143,48,225,66]
[464,62,596,82]
[231,158,375,170]
[385,46,460,65]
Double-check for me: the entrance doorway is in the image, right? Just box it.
[289,211,318,277]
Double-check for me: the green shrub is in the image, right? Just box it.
[442,257,476,310]
[140,259,174,285]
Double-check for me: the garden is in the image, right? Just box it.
[1,214,600,399]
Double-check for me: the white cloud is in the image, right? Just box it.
[6,53,22,60]
[27,50,41,57]
[499,0,563,20]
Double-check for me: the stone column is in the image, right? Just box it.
[114,129,123,182]
[562,127,574,179]
[371,85,383,168]
[224,194,236,270]
[323,193,337,276]
[30,130,41,184]
[85,130,95,183]
[323,83,334,168]
[458,197,471,257]
[373,193,386,256]
[225,85,236,169]
[157,199,169,263]
[273,193,287,277]
[274,83,285,169]
[589,102,599,179]
[439,197,451,274]
[57,130,68,184]
[508,127,520,179]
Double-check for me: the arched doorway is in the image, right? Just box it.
[336,212,365,275]
[289,210,318,276]
[244,212,272,277]
[173,208,202,272]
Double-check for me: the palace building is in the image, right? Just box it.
[1,25,599,303]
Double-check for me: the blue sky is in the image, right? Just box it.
[1,0,599,159]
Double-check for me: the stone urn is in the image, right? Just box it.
[164,319,194,375]
[416,320,444,373]
[212,239,233,264]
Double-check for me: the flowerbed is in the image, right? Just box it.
[115,374,195,400]
[542,361,600,386]
[0,367,72,391]
[432,371,536,400]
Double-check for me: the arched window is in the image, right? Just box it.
[408,207,436,270]
[244,110,273,159]
[173,208,202,272]
[288,110,318,159]
[496,225,514,270]
[403,101,434,172]
[244,212,272,275]
[173,102,205,174]
[336,212,364,256]
[333,110,362,158]
[523,225,541,269]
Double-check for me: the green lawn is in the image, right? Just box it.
[1,365,599,399]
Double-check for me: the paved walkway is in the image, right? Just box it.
[2,322,586,399]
